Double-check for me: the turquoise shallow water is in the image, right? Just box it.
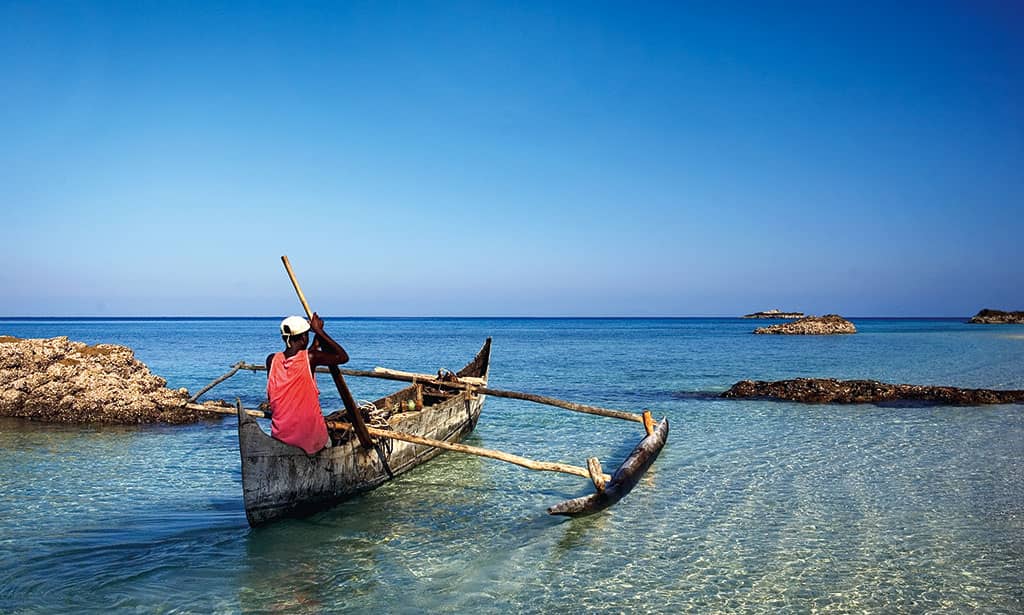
[1,318,1022,613]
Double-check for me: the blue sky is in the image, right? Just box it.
[2,1,1021,316]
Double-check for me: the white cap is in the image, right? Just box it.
[280,316,310,336]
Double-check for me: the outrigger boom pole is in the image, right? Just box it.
[232,362,649,428]
[327,420,612,484]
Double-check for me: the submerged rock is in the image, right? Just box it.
[742,310,805,319]
[722,378,1024,405]
[0,336,223,424]
[753,314,856,335]
[968,309,1024,324]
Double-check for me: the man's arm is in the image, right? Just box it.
[307,312,350,366]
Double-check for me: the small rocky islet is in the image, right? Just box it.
[968,309,1024,324]
[0,336,229,424]
[722,378,1024,405]
[742,309,805,319]
[753,314,856,335]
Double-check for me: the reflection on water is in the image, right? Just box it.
[1,318,1022,612]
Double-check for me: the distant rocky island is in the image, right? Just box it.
[968,309,1024,324]
[722,378,1024,405]
[0,336,229,424]
[753,314,856,335]
[742,309,805,319]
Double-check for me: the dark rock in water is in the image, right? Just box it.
[722,378,1024,405]
[753,314,856,335]
[968,309,1024,324]
[742,310,805,319]
[0,335,226,424]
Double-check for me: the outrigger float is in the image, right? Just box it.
[189,257,669,526]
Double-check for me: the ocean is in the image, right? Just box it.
[1,317,1021,613]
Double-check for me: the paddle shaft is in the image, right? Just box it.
[281,255,313,316]
[280,255,374,449]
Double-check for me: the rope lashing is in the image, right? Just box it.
[358,399,394,457]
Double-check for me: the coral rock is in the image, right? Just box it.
[968,309,1024,324]
[722,378,1024,405]
[0,335,206,424]
[754,314,856,335]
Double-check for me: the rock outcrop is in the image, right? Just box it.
[742,310,805,319]
[722,378,1024,405]
[753,314,856,335]
[968,309,1024,324]
[0,336,224,424]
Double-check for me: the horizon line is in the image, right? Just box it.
[0,314,979,320]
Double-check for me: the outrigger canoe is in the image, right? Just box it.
[222,257,670,525]
[237,338,492,526]
[229,336,669,526]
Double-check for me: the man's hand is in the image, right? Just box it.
[306,311,349,366]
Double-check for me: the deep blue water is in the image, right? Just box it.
[1,318,1021,613]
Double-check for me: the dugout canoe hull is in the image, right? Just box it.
[238,338,491,527]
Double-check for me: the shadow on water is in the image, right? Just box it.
[551,513,611,555]
[671,391,726,401]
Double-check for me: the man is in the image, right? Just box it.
[265,312,349,454]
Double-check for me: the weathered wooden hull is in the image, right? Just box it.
[239,338,491,526]
[547,417,669,517]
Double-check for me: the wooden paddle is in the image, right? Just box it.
[280,255,374,449]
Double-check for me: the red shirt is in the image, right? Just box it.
[267,350,329,454]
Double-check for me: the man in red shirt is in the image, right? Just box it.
[265,313,349,454]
